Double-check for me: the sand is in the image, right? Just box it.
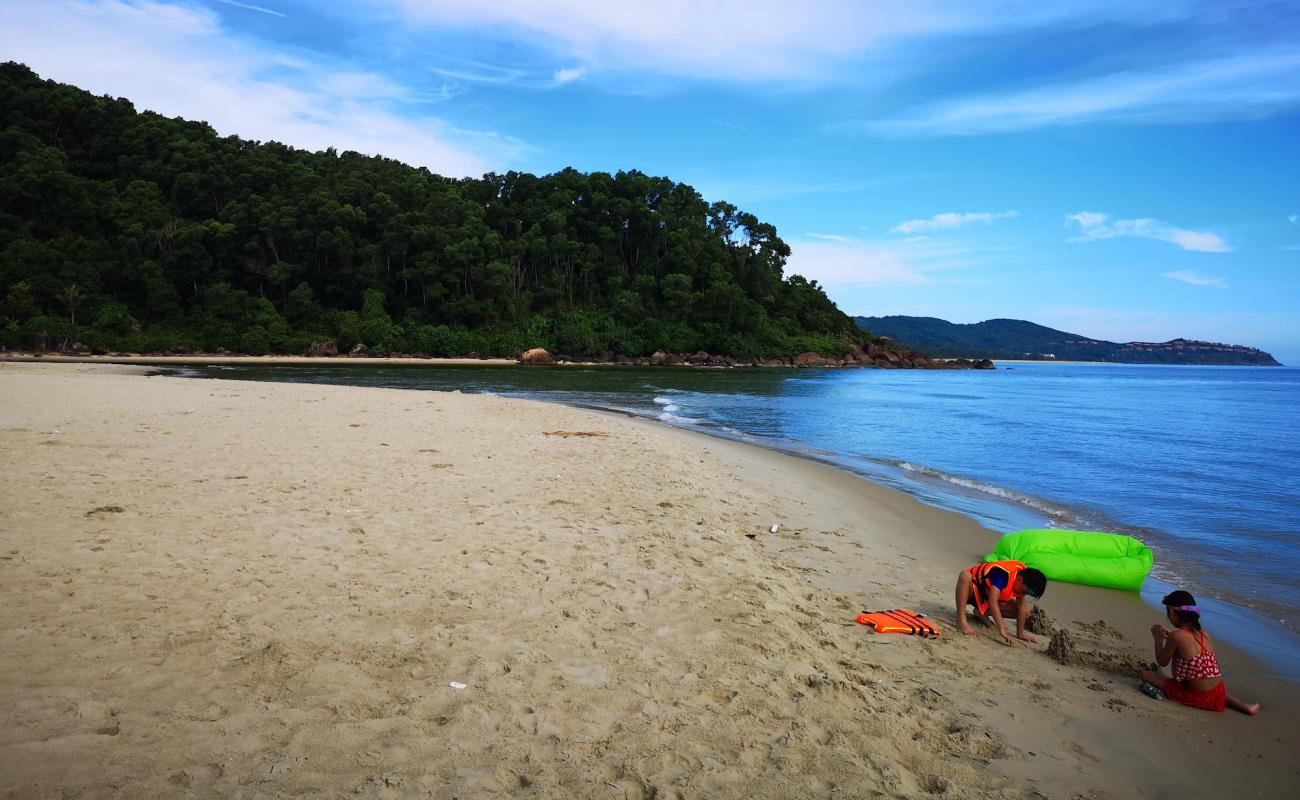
[0,362,1295,799]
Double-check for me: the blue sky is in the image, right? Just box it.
[2,0,1298,360]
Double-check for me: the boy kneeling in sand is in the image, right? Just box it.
[955,560,1047,645]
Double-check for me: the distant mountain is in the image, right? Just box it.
[853,316,1281,366]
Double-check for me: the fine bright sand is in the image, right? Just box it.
[1,363,1295,799]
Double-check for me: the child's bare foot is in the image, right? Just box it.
[958,622,978,637]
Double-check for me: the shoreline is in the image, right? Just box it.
[166,358,1300,676]
[0,351,996,371]
[2,363,1294,798]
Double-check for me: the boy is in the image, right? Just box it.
[955,560,1047,645]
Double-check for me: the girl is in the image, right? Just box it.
[1140,590,1259,714]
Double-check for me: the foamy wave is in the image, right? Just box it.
[887,460,1074,520]
[657,412,700,425]
[652,396,680,413]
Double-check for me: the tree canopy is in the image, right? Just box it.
[0,62,864,358]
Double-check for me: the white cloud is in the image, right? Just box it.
[1289,214,1298,224]
[785,234,997,287]
[849,48,1300,136]
[375,0,1174,83]
[1163,270,1227,288]
[1066,212,1230,253]
[893,210,1018,234]
[213,0,286,17]
[552,66,585,84]
[0,0,524,178]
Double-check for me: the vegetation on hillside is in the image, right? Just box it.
[855,316,1279,365]
[0,63,864,358]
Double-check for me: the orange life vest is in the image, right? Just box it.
[855,609,940,637]
[967,560,1026,616]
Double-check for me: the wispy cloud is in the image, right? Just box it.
[212,0,286,18]
[893,210,1018,234]
[1163,270,1227,288]
[786,233,1001,287]
[552,66,584,84]
[375,1,1187,83]
[1066,212,1230,253]
[844,48,1300,137]
[1289,214,1298,224]
[424,54,586,90]
[0,0,525,177]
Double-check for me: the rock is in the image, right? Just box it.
[518,348,553,365]
[650,350,669,365]
[687,350,710,364]
[793,351,826,367]
[306,341,338,357]
[348,343,371,357]
[1046,628,1081,665]
[663,353,686,366]
[215,347,233,356]
[615,355,633,365]
[167,345,192,355]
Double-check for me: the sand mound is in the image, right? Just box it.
[1026,605,1056,635]
[1047,628,1081,665]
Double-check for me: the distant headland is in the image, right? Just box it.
[854,316,1281,366]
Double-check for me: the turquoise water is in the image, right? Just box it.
[182,361,1300,673]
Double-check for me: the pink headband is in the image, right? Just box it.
[1168,604,1199,613]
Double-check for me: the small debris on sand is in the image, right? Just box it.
[543,431,609,438]
[85,505,125,516]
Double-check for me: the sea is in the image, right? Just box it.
[180,360,1300,678]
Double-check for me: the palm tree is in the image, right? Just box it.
[60,283,82,326]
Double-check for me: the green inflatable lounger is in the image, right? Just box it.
[985,529,1153,591]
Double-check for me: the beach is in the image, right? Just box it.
[1,363,1295,799]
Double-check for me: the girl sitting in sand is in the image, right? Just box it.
[1140,590,1259,714]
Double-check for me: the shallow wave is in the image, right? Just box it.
[657,411,701,425]
[652,396,679,413]
[878,458,1078,522]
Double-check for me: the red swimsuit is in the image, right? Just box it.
[1163,629,1226,711]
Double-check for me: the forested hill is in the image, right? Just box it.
[855,316,1280,365]
[0,63,862,358]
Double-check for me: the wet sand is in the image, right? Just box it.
[1,363,1295,799]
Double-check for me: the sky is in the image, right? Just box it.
[2,0,1299,361]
